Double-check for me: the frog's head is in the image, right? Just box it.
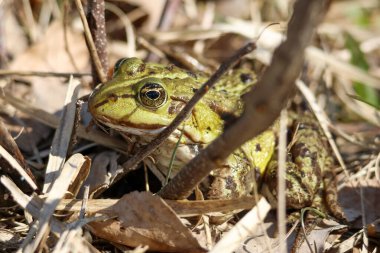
[88,57,202,136]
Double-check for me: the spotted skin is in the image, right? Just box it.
[262,111,345,222]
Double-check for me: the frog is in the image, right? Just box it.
[88,57,345,221]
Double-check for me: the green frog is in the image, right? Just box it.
[88,57,344,220]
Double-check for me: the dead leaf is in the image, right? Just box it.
[3,5,28,56]
[9,21,89,112]
[294,220,347,253]
[87,191,206,253]
[79,151,120,197]
[6,21,89,152]
[339,179,380,230]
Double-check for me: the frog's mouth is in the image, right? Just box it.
[94,115,167,136]
[104,121,166,135]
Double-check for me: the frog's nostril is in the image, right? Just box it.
[240,73,253,83]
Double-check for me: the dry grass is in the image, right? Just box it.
[0,0,379,252]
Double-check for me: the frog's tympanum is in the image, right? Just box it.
[88,57,344,221]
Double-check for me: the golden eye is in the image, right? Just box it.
[138,82,167,108]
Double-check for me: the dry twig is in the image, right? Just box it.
[74,0,107,84]
[86,0,109,85]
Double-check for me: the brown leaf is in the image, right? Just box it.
[6,21,89,152]
[88,192,205,252]
[80,151,120,197]
[9,22,89,112]
[294,220,347,253]
[339,179,380,230]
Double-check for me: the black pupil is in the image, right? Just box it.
[146,90,160,100]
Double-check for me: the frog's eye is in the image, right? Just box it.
[113,58,128,77]
[138,82,167,108]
